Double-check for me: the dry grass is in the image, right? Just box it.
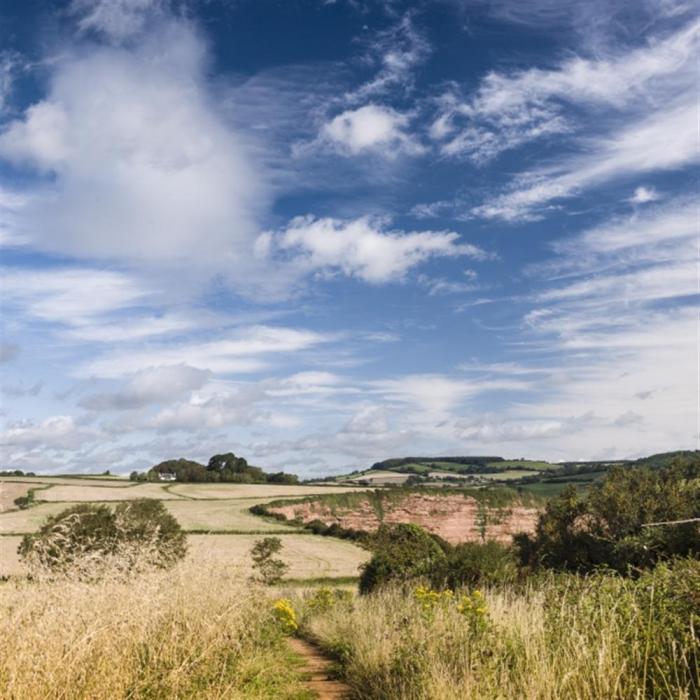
[1,532,369,579]
[187,534,369,579]
[0,559,313,699]
[169,483,372,500]
[300,563,699,700]
[0,483,33,513]
[38,483,183,502]
[0,501,88,534]
[163,499,300,532]
[0,476,132,487]
[0,535,22,576]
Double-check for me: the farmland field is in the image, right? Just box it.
[0,476,134,487]
[0,477,373,581]
[0,483,34,512]
[39,483,184,501]
[168,482,370,499]
[0,501,88,533]
[0,531,369,579]
[187,534,368,578]
[162,499,301,532]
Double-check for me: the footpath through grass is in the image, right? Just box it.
[293,559,699,700]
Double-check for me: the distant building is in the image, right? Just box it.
[158,472,177,482]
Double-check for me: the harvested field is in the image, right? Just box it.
[0,501,86,533]
[168,483,371,500]
[0,483,33,513]
[163,499,299,532]
[0,535,22,576]
[0,533,369,580]
[38,483,183,502]
[0,476,132,488]
[187,534,369,579]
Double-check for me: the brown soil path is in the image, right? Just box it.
[288,637,351,699]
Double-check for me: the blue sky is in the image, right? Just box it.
[0,0,697,476]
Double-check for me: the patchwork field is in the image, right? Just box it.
[0,477,373,582]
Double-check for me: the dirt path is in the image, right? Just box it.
[288,637,351,700]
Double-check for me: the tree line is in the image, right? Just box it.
[129,452,299,484]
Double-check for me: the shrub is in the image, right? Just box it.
[18,499,187,577]
[431,540,518,589]
[250,536,289,585]
[359,523,447,594]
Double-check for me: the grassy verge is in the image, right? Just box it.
[296,559,699,700]
[0,560,315,699]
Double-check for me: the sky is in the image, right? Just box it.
[0,0,697,476]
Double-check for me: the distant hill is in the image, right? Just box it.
[632,450,700,468]
[323,449,700,495]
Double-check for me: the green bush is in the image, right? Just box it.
[359,523,447,594]
[18,499,187,575]
[431,540,517,589]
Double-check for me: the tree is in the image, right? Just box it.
[515,459,700,573]
[19,499,187,576]
[250,537,289,585]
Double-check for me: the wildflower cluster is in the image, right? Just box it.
[413,585,489,634]
[272,598,298,634]
[414,584,454,613]
[306,586,353,613]
[457,590,488,634]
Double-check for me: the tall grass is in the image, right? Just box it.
[299,559,699,699]
[0,559,312,700]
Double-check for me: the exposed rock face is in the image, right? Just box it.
[268,493,540,544]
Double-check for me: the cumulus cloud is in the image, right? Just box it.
[0,17,266,286]
[320,105,422,157]
[628,186,660,203]
[262,216,490,284]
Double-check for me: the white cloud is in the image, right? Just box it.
[71,0,163,42]
[266,216,490,284]
[629,186,660,203]
[0,415,95,450]
[0,18,266,287]
[79,364,210,410]
[321,105,422,156]
[81,325,332,378]
[473,94,698,220]
[1,267,151,325]
[344,15,430,104]
[434,18,698,163]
